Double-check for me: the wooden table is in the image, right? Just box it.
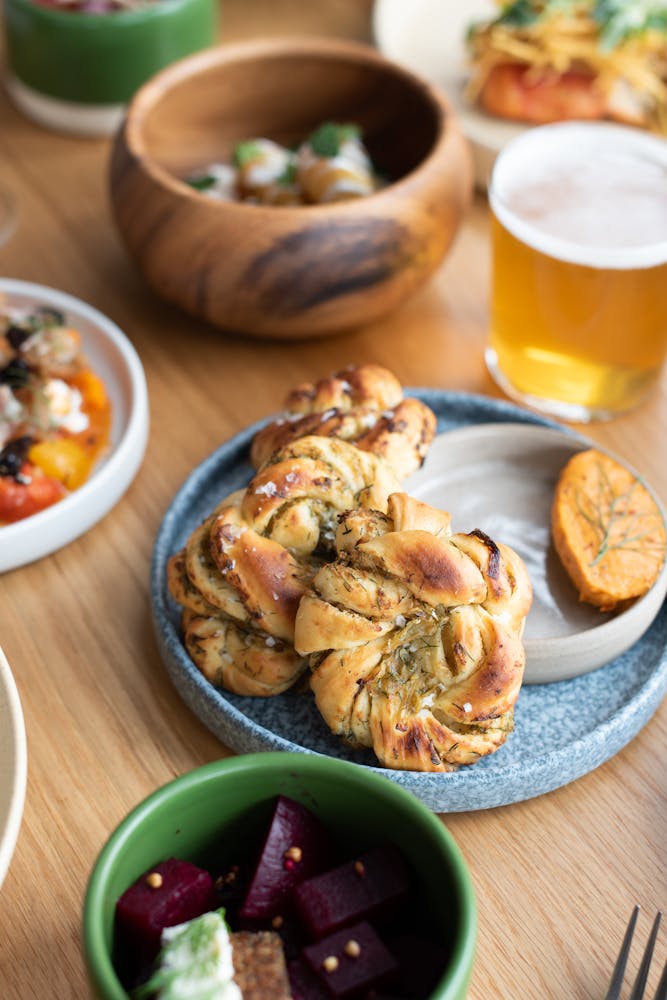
[1,2,665,997]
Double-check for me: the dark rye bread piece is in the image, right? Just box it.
[231,930,292,999]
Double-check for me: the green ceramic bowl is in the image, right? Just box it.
[2,0,217,134]
[83,752,477,999]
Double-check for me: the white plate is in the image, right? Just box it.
[373,0,525,187]
[404,424,667,684]
[0,647,27,888]
[0,279,149,573]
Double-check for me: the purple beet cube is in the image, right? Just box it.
[293,845,410,940]
[115,858,217,963]
[288,957,332,1000]
[239,795,333,921]
[302,921,398,998]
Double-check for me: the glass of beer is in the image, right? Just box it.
[486,122,667,422]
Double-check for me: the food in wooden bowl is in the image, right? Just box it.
[110,37,473,339]
[187,121,384,206]
[83,753,477,1000]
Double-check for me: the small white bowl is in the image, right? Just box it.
[0,647,27,888]
[405,423,667,684]
[0,279,149,573]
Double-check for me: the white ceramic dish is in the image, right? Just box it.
[373,0,524,188]
[0,279,149,573]
[6,75,125,138]
[0,647,27,888]
[404,423,667,683]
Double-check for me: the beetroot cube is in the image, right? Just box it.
[293,845,410,940]
[288,957,332,1000]
[239,796,333,921]
[115,857,217,963]
[302,921,398,997]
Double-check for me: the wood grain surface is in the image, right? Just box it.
[0,1,666,998]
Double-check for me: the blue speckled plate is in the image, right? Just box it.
[151,391,667,812]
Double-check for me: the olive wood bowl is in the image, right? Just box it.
[110,36,473,339]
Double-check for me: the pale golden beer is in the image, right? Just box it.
[487,123,667,421]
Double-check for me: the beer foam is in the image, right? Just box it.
[490,122,667,270]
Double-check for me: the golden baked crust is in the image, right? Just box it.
[295,493,532,771]
[250,364,436,480]
[552,448,666,611]
[167,436,401,697]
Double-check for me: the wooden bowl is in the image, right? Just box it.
[110,37,473,339]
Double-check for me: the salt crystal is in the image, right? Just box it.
[395,614,407,628]
[255,481,278,497]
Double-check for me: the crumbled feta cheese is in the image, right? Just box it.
[150,909,242,1000]
[43,378,89,433]
[0,385,23,422]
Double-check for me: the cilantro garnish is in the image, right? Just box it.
[307,122,361,158]
[186,174,219,192]
[593,0,667,48]
[497,0,541,27]
[277,159,297,186]
[232,139,264,167]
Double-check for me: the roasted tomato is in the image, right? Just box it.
[0,462,66,524]
[479,63,607,124]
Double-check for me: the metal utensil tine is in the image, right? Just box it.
[605,905,640,1000]
[629,911,662,1000]
[654,960,667,1000]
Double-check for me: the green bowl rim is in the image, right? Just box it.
[83,752,477,999]
[4,0,205,29]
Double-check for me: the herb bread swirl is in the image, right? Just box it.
[167,436,401,696]
[250,364,436,480]
[295,493,532,771]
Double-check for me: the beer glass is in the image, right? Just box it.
[486,122,667,422]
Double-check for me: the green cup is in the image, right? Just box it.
[2,0,217,133]
[83,752,477,999]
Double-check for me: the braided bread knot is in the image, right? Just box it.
[167,436,400,697]
[294,493,533,771]
[250,364,436,480]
